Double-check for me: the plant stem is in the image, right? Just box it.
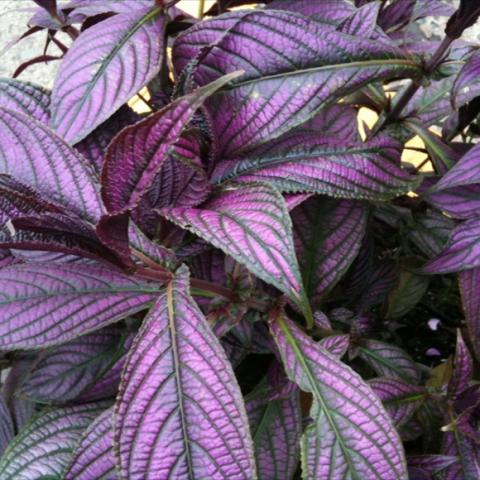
[375,36,455,132]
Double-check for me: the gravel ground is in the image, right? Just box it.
[0,0,479,89]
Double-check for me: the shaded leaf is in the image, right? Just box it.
[292,197,367,304]
[448,331,473,398]
[459,267,480,360]
[423,218,480,274]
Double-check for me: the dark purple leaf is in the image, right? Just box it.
[369,377,425,427]
[0,402,108,478]
[459,267,480,360]
[173,10,420,157]
[21,328,126,403]
[431,142,480,192]
[160,182,309,318]
[32,0,57,17]
[212,135,419,200]
[0,394,13,457]
[423,218,480,274]
[339,2,383,39]
[441,428,480,479]
[413,0,456,20]
[0,107,103,222]
[445,0,480,39]
[426,184,480,220]
[408,455,457,474]
[453,50,480,109]
[246,378,301,480]
[292,197,367,304]
[114,266,256,479]
[51,6,166,144]
[378,0,415,32]
[66,0,153,16]
[270,311,408,479]
[357,339,420,383]
[102,73,240,215]
[64,407,116,480]
[448,330,473,398]
[0,263,157,350]
[266,0,355,25]
[75,106,140,173]
[0,78,50,123]
[408,210,455,258]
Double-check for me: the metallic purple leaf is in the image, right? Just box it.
[114,266,256,479]
[66,0,153,16]
[369,377,425,427]
[432,142,480,192]
[338,2,382,39]
[21,328,125,403]
[246,380,301,480]
[0,79,50,122]
[270,312,407,479]
[319,334,350,358]
[64,407,116,480]
[423,218,480,274]
[173,10,420,157]
[0,107,103,222]
[453,50,480,109]
[441,428,480,480]
[102,73,240,215]
[160,182,305,307]
[0,263,157,350]
[51,6,166,144]
[358,339,420,383]
[0,402,107,479]
[292,197,367,304]
[459,267,480,360]
[449,331,473,399]
[212,135,419,200]
[266,0,355,24]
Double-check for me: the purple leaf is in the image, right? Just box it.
[246,379,301,480]
[0,402,108,478]
[64,407,116,480]
[21,328,126,403]
[338,2,382,39]
[51,6,166,144]
[66,0,153,16]
[292,197,367,304]
[319,334,350,358]
[0,394,14,457]
[0,263,157,350]
[0,107,103,222]
[408,211,454,258]
[423,218,480,274]
[32,0,57,16]
[431,142,480,192]
[459,267,480,360]
[357,339,420,383]
[369,377,425,427]
[114,266,256,479]
[408,455,457,474]
[102,73,240,215]
[453,50,480,109]
[426,184,480,220]
[284,193,312,212]
[0,79,50,123]
[441,428,480,480]
[270,312,408,479]
[173,10,420,157]
[160,182,309,316]
[448,331,473,399]
[212,135,419,200]
[377,0,415,32]
[266,0,356,25]
[75,106,140,173]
